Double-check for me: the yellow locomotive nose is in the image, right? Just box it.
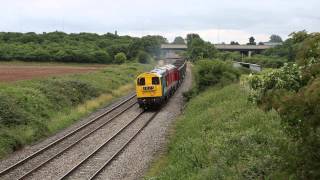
[136,72,163,108]
[136,73,162,98]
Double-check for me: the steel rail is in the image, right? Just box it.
[88,111,158,180]
[0,93,136,177]
[17,101,137,180]
[58,110,146,180]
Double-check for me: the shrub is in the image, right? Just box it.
[215,51,241,61]
[37,79,99,110]
[276,78,320,178]
[114,52,127,64]
[93,50,112,64]
[248,58,320,178]
[137,51,151,64]
[195,60,241,91]
[243,55,287,68]
[0,95,28,126]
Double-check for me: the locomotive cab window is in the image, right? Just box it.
[137,78,145,86]
[152,77,160,85]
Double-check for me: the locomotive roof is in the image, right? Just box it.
[150,64,176,77]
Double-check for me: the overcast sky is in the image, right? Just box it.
[1,0,319,43]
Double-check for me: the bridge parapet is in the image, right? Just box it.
[161,44,273,57]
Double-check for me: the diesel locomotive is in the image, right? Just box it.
[135,58,186,108]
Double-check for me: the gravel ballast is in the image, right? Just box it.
[0,63,192,180]
[96,64,192,180]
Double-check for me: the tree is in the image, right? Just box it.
[186,34,216,61]
[137,51,151,64]
[186,33,201,48]
[172,36,185,44]
[94,50,111,63]
[0,31,166,64]
[114,52,127,64]
[290,30,308,44]
[230,41,239,45]
[258,42,265,45]
[141,36,161,56]
[269,34,283,42]
[247,36,256,45]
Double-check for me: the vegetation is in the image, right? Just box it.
[0,32,167,63]
[186,34,217,61]
[184,34,288,68]
[230,41,240,45]
[263,30,309,61]
[137,50,152,64]
[248,31,320,178]
[114,52,127,64]
[194,60,241,91]
[235,33,301,68]
[247,36,256,45]
[0,63,151,159]
[214,51,242,61]
[242,54,287,68]
[147,84,288,179]
[172,36,185,44]
[269,34,283,43]
[183,59,241,102]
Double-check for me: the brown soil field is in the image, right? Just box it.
[0,65,104,82]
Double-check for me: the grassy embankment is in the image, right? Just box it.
[147,60,290,179]
[0,63,151,159]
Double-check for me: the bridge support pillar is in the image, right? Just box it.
[248,51,252,57]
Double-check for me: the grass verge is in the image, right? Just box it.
[0,63,151,159]
[146,84,290,179]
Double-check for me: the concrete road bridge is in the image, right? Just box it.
[161,44,273,57]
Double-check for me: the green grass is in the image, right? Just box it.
[0,63,152,159]
[146,84,290,179]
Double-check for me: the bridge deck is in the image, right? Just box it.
[161,44,272,51]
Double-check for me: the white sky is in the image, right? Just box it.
[0,0,319,44]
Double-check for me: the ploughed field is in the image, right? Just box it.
[0,63,105,82]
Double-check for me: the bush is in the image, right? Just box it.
[215,51,241,61]
[248,58,320,178]
[195,60,241,91]
[0,95,28,126]
[137,51,151,64]
[114,52,127,64]
[93,50,112,63]
[243,55,287,68]
[37,80,100,110]
[276,78,320,178]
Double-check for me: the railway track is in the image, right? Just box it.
[0,93,138,180]
[59,111,158,180]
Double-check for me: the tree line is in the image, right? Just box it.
[0,31,167,64]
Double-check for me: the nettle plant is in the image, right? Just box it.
[248,55,320,103]
[247,63,302,105]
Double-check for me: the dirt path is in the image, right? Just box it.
[0,65,103,82]
[97,63,192,180]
